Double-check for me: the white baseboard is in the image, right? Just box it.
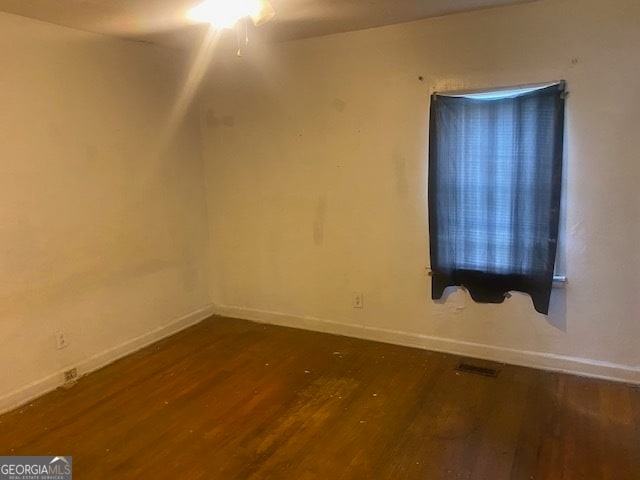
[213,304,640,385]
[2,302,636,416]
[0,304,215,415]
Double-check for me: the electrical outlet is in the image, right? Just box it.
[352,292,364,309]
[55,331,68,350]
[64,368,78,382]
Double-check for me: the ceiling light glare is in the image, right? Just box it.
[187,0,261,29]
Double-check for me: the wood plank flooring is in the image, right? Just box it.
[0,316,638,479]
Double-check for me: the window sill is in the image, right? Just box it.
[552,275,567,288]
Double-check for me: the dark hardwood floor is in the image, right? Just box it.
[1,316,638,479]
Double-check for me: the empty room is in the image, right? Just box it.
[0,0,638,478]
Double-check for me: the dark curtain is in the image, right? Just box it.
[428,83,565,314]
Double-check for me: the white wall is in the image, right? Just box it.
[201,0,640,382]
[0,12,212,411]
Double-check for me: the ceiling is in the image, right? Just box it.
[0,0,535,49]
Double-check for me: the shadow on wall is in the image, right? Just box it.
[546,287,567,332]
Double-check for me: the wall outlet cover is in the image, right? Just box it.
[352,292,364,309]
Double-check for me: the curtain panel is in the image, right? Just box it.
[428,83,566,314]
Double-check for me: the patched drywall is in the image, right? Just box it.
[201,0,640,380]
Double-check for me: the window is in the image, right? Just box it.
[428,82,566,314]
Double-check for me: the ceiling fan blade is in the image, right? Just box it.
[251,0,275,26]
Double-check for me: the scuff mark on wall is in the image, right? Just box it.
[313,196,327,246]
[569,219,587,255]
[205,109,235,128]
[332,98,346,113]
[205,108,217,127]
